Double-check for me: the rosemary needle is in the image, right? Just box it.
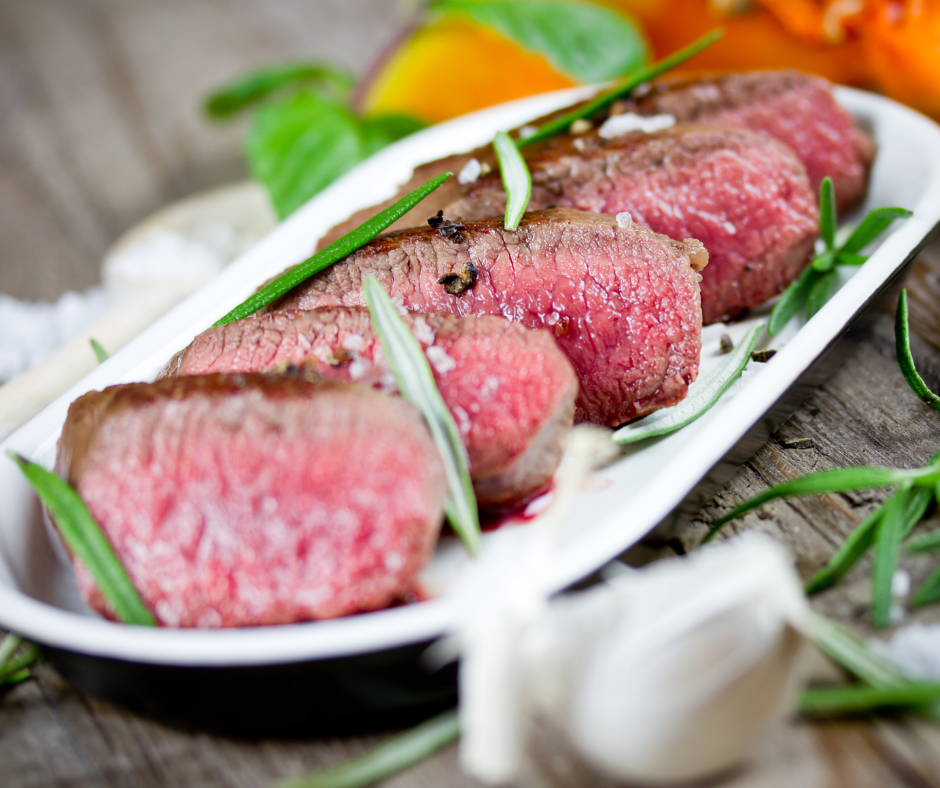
[213,172,452,326]
[8,452,156,626]
[363,277,481,556]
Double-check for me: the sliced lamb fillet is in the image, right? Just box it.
[272,209,706,428]
[56,375,446,628]
[317,70,868,252]
[443,125,819,324]
[166,308,578,511]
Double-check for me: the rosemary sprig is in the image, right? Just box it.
[363,277,481,556]
[768,178,912,336]
[905,528,940,554]
[213,173,452,327]
[613,324,763,444]
[896,289,940,412]
[517,29,723,148]
[0,634,40,687]
[89,338,109,363]
[278,709,459,788]
[9,452,156,627]
[708,291,940,627]
[493,130,531,231]
[801,613,940,720]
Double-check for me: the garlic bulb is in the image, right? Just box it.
[456,533,808,785]
[529,536,808,784]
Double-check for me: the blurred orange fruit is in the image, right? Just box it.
[362,16,577,124]
[608,0,871,85]
[863,0,940,118]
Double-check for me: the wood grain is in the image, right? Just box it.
[4,1,940,786]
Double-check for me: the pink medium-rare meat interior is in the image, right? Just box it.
[272,209,706,428]
[56,375,447,628]
[167,308,578,511]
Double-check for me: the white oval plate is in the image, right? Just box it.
[1,86,939,667]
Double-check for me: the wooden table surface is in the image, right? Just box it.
[4,2,940,786]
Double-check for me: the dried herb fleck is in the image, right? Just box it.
[438,262,478,296]
[751,349,776,363]
[428,210,467,244]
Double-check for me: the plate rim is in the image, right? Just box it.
[1,85,940,666]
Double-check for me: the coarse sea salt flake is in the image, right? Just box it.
[425,345,457,374]
[459,158,483,185]
[616,212,633,228]
[341,333,365,352]
[598,112,676,139]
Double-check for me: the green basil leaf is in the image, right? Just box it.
[9,453,157,626]
[205,62,355,118]
[896,289,940,413]
[518,29,721,148]
[799,683,940,717]
[435,0,647,84]
[768,264,820,337]
[819,177,837,250]
[214,173,452,326]
[704,465,916,543]
[247,91,425,218]
[839,206,912,256]
[871,485,912,628]
[278,709,459,788]
[363,277,481,556]
[493,130,531,230]
[806,269,837,319]
[614,324,763,444]
[360,114,427,157]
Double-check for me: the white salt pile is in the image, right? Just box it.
[0,287,110,383]
[872,623,940,680]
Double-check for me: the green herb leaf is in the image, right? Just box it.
[896,289,940,413]
[804,613,909,689]
[214,173,451,326]
[811,249,835,272]
[435,0,647,84]
[8,452,157,626]
[89,338,109,364]
[704,466,919,543]
[493,130,531,231]
[768,264,820,337]
[806,269,837,319]
[819,176,837,251]
[363,277,481,556]
[0,634,39,686]
[906,528,940,554]
[614,324,762,444]
[205,62,355,118]
[871,485,912,628]
[247,91,425,218]
[518,29,722,148]
[278,709,459,788]
[805,506,884,595]
[913,565,940,608]
[840,207,913,256]
[805,485,933,595]
[834,251,868,266]
[799,682,940,716]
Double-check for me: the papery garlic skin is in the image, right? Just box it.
[522,536,808,785]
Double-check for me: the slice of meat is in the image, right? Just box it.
[444,125,819,325]
[56,375,446,628]
[318,70,869,251]
[272,209,706,428]
[166,308,579,511]
[610,70,875,214]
